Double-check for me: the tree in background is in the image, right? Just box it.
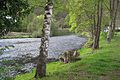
[22,14,44,37]
[92,0,103,49]
[66,0,104,49]
[107,0,119,43]
[66,0,119,49]
[21,0,70,37]
[0,0,30,37]
[35,0,53,78]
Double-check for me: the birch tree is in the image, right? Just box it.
[35,0,53,78]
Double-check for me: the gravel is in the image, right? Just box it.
[0,35,87,61]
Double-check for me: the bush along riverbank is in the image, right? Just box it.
[15,32,120,80]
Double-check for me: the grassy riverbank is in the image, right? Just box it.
[1,30,73,39]
[15,32,120,80]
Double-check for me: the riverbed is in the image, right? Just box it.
[0,35,87,61]
[0,35,87,76]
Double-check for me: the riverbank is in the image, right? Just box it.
[0,35,87,79]
[0,35,87,61]
[16,32,120,80]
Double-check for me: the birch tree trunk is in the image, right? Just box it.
[35,0,53,78]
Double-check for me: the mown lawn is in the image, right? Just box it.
[15,32,120,80]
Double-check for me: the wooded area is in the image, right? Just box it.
[0,0,120,80]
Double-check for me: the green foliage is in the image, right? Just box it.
[0,0,71,38]
[0,66,15,80]
[28,0,45,8]
[50,19,58,36]
[84,38,93,48]
[66,0,110,37]
[31,15,44,38]
[32,31,42,38]
[24,14,44,38]
[0,0,30,37]
[0,51,15,80]
[67,0,95,32]
[20,0,70,37]
[50,18,72,36]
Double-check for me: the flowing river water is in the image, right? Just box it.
[0,35,87,77]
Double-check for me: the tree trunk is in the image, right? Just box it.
[35,0,53,78]
[112,0,119,37]
[107,19,113,43]
[93,0,103,49]
[107,0,114,43]
[107,0,119,43]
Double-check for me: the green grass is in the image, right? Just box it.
[15,32,120,80]
[1,32,32,39]
[1,35,32,39]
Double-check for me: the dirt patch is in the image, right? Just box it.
[66,69,120,80]
[98,69,120,80]
[110,69,120,79]
[7,32,31,36]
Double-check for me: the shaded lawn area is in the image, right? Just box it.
[15,32,120,80]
